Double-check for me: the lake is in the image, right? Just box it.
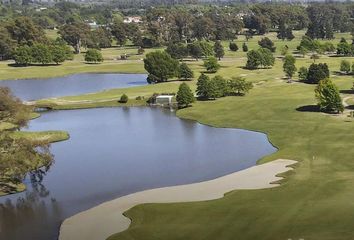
[0,73,147,101]
[0,74,277,240]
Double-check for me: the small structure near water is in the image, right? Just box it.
[155,95,173,106]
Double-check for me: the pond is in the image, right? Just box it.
[0,73,277,239]
[0,107,276,240]
[0,73,147,101]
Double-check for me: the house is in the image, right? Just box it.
[123,16,142,24]
[155,95,173,106]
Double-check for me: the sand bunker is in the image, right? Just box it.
[59,159,297,240]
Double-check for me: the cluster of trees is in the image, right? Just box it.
[196,74,253,100]
[0,87,52,193]
[298,63,330,84]
[0,16,74,66]
[144,51,194,83]
[297,36,336,57]
[176,73,253,108]
[13,42,72,66]
[166,40,225,61]
[246,48,275,69]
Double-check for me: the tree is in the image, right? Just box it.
[258,48,275,68]
[315,79,344,113]
[50,44,71,65]
[13,46,32,66]
[90,27,112,49]
[337,38,352,56]
[166,43,188,59]
[111,20,127,46]
[6,16,47,45]
[229,42,238,52]
[340,60,351,74]
[299,46,308,58]
[31,44,52,65]
[0,87,52,192]
[246,50,262,69]
[144,51,179,83]
[258,37,276,52]
[228,77,253,95]
[59,22,91,54]
[283,55,297,79]
[298,67,308,81]
[242,42,248,52]
[84,49,103,63]
[203,56,220,73]
[187,42,203,60]
[196,73,210,99]
[119,94,128,103]
[178,63,194,80]
[214,41,224,60]
[306,63,330,84]
[0,27,17,60]
[212,75,228,98]
[176,83,195,108]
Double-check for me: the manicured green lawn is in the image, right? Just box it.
[107,77,354,240]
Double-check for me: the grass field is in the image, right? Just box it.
[4,30,354,239]
[106,76,354,240]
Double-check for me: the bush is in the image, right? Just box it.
[340,60,351,74]
[85,49,103,63]
[203,56,220,73]
[306,63,330,84]
[119,94,128,103]
[258,37,276,52]
[229,42,238,51]
[242,42,248,52]
[298,67,308,81]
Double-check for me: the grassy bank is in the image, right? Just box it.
[106,76,354,240]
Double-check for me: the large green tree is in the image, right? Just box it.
[214,41,224,60]
[315,79,344,113]
[59,22,91,54]
[144,51,179,83]
[176,83,195,108]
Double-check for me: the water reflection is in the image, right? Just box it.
[0,107,277,240]
[0,180,63,240]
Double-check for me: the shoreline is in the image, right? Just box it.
[59,159,297,240]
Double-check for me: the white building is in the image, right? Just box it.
[123,16,142,24]
[155,95,173,106]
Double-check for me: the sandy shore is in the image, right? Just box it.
[59,159,297,240]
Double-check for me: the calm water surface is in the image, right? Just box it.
[0,73,147,101]
[0,107,276,240]
[0,74,276,240]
